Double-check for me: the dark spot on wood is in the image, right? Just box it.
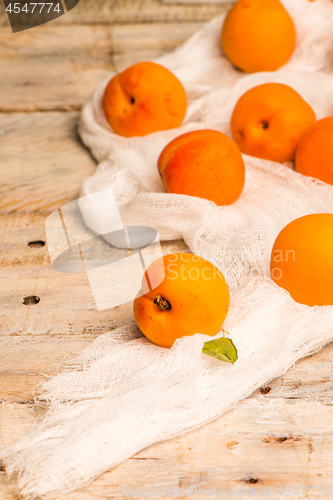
[22,295,40,306]
[226,440,239,450]
[248,478,258,484]
[28,240,45,248]
[263,435,301,444]
[130,97,135,104]
[260,386,271,394]
[0,461,5,472]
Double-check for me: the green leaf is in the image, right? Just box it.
[202,337,238,364]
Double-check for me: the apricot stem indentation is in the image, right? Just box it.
[154,295,171,310]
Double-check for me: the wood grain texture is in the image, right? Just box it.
[0,0,232,26]
[113,22,202,72]
[0,25,114,112]
[1,397,333,500]
[0,113,96,211]
[0,22,202,112]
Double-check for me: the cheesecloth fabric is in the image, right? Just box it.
[3,0,333,498]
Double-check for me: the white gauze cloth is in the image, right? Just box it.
[3,0,333,498]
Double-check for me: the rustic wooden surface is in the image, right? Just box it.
[1,1,333,499]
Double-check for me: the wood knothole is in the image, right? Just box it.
[22,296,40,306]
[28,240,45,248]
[259,386,271,394]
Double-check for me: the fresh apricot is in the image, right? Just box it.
[103,61,187,137]
[231,83,316,163]
[133,253,230,348]
[157,129,245,205]
[295,117,333,185]
[270,214,333,306]
[221,0,296,73]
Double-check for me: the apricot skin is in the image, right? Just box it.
[133,253,230,348]
[295,116,333,186]
[103,61,187,138]
[231,83,316,163]
[270,214,333,307]
[158,129,245,206]
[221,0,296,73]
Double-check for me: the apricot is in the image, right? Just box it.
[295,117,333,185]
[221,0,296,73]
[157,129,245,205]
[102,61,187,137]
[231,83,316,163]
[133,253,230,348]
[270,214,333,306]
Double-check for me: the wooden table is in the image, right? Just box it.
[1,1,333,498]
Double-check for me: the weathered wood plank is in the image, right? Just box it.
[264,343,333,405]
[0,337,101,402]
[80,398,333,500]
[0,113,97,211]
[113,22,202,72]
[0,0,232,26]
[1,398,332,500]
[0,25,114,112]
[0,23,203,112]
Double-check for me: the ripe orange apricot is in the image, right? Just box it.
[221,0,296,73]
[270,214,333,306]
[295,117,333,185]
[103,61,187,137]
[133,253,230,348]
[157,129,245,205]
[231,83,316,163]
